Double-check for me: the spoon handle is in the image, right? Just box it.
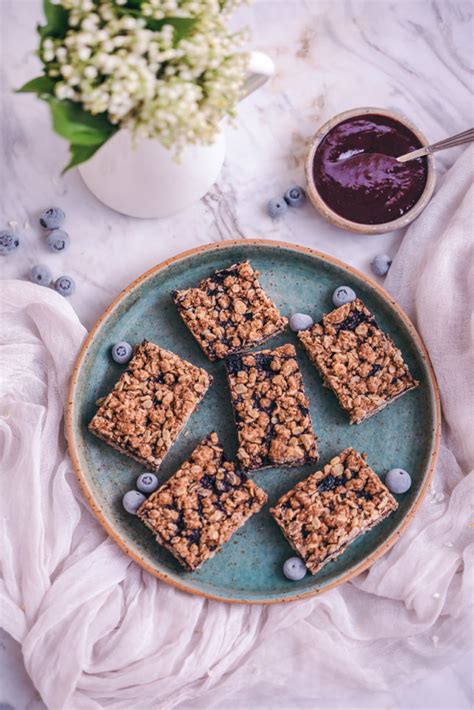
[397,128,474,162]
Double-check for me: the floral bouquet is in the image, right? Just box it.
[18,0,249,172]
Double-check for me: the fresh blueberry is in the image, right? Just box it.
[47,229,70,253]
[267,197,288,219]
[385,468,412,494]
[122,490,146,515]
[284,185,306,208]
[332,285,357,307]
[289,313,314,332]
[40,207,65,230]
[283,557,307,581]
[30,264,53,286]
[136,472,159,494]
[371,254,392,277]
[54,275,75,297]
[112,341,133,364]
[0,229,20,256]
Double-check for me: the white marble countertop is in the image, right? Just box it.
[1,0,473,707]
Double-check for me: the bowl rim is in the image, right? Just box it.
[66,238,441,604]
[304,106,437,235]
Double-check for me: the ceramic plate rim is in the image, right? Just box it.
[66,239,441,605]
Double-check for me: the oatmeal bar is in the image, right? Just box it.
[137,432,267,571]
[225,343,319,471]
[298,298,418,424]
[89,341,212,471]
[270,448,398,575]
[172,261,287,361]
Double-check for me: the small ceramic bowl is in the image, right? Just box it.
[305,107,436,235]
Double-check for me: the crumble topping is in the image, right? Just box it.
[89,340,212,471]
[138,432,267,570]
[298,298,418,424]
[270,447,398,574]
[225,343,319,471]
[173,261,287,360]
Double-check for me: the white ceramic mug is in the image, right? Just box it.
[78,51,274,219]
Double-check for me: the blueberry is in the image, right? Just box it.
[385,468,412,494]
[122,490,146,514]
[0,229,20,256]
[289,312,313,332]
[136,472,159,494]
[40,207,65,230]
[111,341,133,364]
[283,557,307,581]
[371,254,392,277]
[284,185,306,208]
[30,264,53,286]
[47,229,70,253]
[54,275,75,297]
[267,197,288,219]
[332,286,356,307]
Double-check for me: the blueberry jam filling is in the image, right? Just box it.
[253,394,276,415]
[188,528,201,544]
[150,373,166,384]
[316,468,362,495]
[175,509,185,533]
[254,353,274,372]
[317,474,339,493]
[199,468,246,496]
[335,310,376,334]
[226,354,243,376]
[208,266,239,286]
[199,474,216,490]
[356,490,374,501]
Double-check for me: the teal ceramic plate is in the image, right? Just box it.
[67,240,440,604]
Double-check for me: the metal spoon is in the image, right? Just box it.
[397,128,474,162]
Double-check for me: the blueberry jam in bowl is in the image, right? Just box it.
[305,107,436,234]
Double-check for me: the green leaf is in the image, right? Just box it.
[38,0,69,39]
[43,98,117,173]
[48,98,117,146]
[16,75,56,96]
[62,143,105,173]
[147,17,197,43]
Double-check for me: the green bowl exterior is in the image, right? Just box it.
[67,241,440,604]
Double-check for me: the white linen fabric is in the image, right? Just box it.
[1,147,473,710]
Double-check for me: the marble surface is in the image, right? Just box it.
[1,0,473,707]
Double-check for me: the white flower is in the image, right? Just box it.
[81,14,99,32]
[121,17,135,30]
[55,82,76,100]
[77,46,91,61]
[54,47,67,63]
[84,65,98,79]
[40,0,250,150]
